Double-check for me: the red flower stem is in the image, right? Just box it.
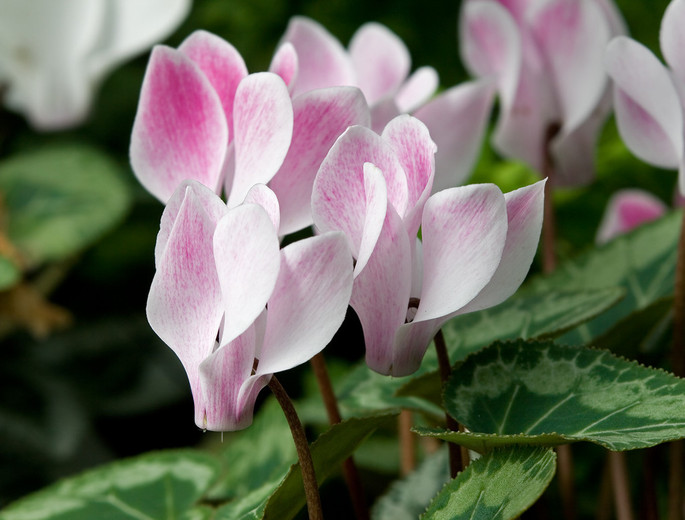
[310,354,369,520]
[434,329,466,478]
[542,123,561,274]
[268,376,323,520]
[609,452,634,520]
[398,410,416,475]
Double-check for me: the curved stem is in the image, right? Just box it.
[269,376,323,520]
[542,123,561,274]
[310,354,369,520]
[609,452,634,520]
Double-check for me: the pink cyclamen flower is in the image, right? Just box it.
[147,180,353,431]
[312,114,545,376]
[596,189,669,244]
[280,16,495,192]
[605,0,685,195]
[460,0,626,186]
[130,29,369,235]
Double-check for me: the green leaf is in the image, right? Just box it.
[0,450,220,520]
[421,447,556,520]
[0,144,131,266]
[526,210,681,345]
[371,448,449,520]
[262,412,398,520]
[441,340,685,451]
[0,255,20,290]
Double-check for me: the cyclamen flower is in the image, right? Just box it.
[0,0,190,130]
[312,115,545,376]
[131,29,369,235]
[596,189,673,244]
[148,180,353,431]
[281,16,495,191]
[605,0,685,195]
[460,0,626,186]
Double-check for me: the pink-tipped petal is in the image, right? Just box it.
[147,183,224,409]
[351,205,413,375]
[243,184,281,233]
[460,0,521,110]
[270,86,370,235]
[596,189,668,244]
[381,115,437,236]
[606,36,683,169]
[269,42,299,91]
[179,31,248,143]
[154,180,227,268]
[280,16,356,97]
[660,0,685,102]
[226,72,294,207]
[396,66,440,113]
[197,325,259,431]
[414,79,495,192]
[256,232,354,374]
[312,125,409,253]
[213,204,281,346]
[356,163,389,276]
[414,184,508,322]
[456,180,545,315]
[130,46,228,202]
[529,0,611,134]
[349,22,411,105]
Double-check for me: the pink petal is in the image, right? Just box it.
[414,79,495,192]
[456,180,545,314]
[350,204,413,375]
[596,189,668,244]
[606,36,683,169]
[269,42,299,91]
[255,232,353,374]
[349,22,410,105]
[269,86,370,235]
[392,317,444,377]
[594,0,628,37]
[243,184,281,233]
[381,115,437,237]
[311,125,409,254]
[178,30,248,143]
[529,0,611,135]
[130,46,228,202]
[660,0,685,103]
[356,163,389,276]
[280,16,356,97]
[226,72,294,207]
[414,184,508,322]
[370,98,402,133]
[146,183,224,410]
[197,324,262,431]
[395,66,440,113]
[213,204,281,346]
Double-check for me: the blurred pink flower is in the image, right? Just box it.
[596,189,672,244]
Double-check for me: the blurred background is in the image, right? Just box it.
[0,0,676,513]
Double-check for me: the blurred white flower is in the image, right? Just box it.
[0,0,191,130]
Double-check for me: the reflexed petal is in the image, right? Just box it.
[154,180,227,268]
[529,0,610,134]
[594,0,628,37]
[606,37,683,169]
[414,79,495,192]
[350,205,413,375]
[130,46,228,202]
[414,184,508,322]
[179,30,248,141]
[226,72,294,206]
[396,66,439,113]
[280,16,356,97]
[312,125,409,253]
[456,180,545,315]
[356,163,389,276]
[269,42,299,91]
[460,0,521,109]
[147,183,224,407]
[213,204,281,346]
[392,317,444,377]
[270,86,370,235]
[660,0,685,102]
[256,232,353,374]
[349,22,410,105]
[197,325,260,431]
[381,115,436,236]
[243,184,281,233]
[596,189,668,244]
